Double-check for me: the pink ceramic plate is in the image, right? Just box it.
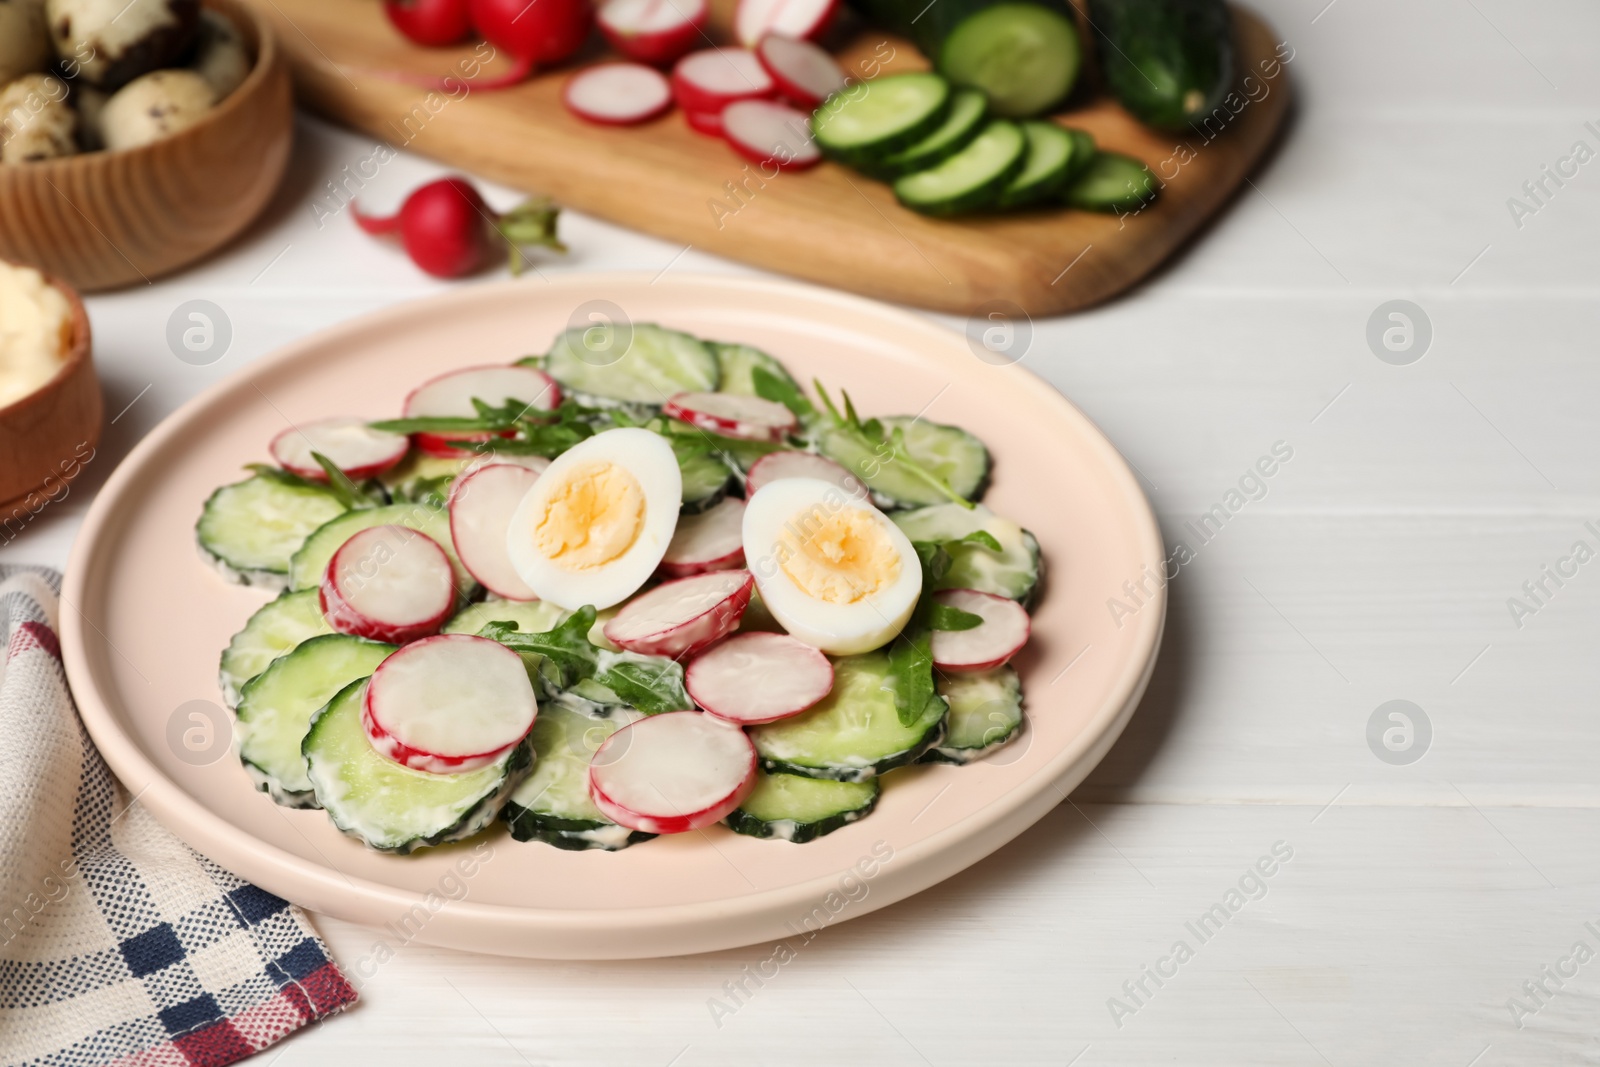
[62,274,1164,959]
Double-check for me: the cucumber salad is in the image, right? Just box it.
[199,323,1044,854]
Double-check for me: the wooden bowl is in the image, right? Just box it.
[0,0,293,291]
[0,270,101,521]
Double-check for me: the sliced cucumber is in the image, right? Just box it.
[234,634,396,807]
[711,342,799,398]
[725,771,879,843]
[750,652,947,782]
[872,88,987,179]
[1063,127,1097,182]
[444,599,570,637]
[304,678,530,854]
[923,665,1023,763]
[543,323,719,405]
[503,704,654,850]
[894,120,1027,216]
[381,452,471,505]
[196,475,348,588]
[813,73,951,166]
[219,590,332,707]
[1064,151,1159,212]
[936,1,1081,118]
[998,120,1077,207]
[818,416,991,508]
[679,447,734,511]
[891,502,1042,605]
[288,502,470,594]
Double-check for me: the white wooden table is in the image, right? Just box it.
[8,0,1600,1060]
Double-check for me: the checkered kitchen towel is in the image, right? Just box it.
[0,567,357,1066]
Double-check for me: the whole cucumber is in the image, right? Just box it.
[1088,0,1234,131]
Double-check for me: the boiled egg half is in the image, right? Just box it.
[743,477,922,655]
[506,428,682,610]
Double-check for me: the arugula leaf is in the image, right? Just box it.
[594,654,693,715]
[396,473,456,508]
[812,380,975,510]
[310,451,383,510]
[246,461,383,509]
[885,627,941,728]
[478,608,691,714]
[479,609,598,688]
[956,530,1002,553]
[245,463,324,491]
[883,534,1002,723]
[929,603,983,631]
[753,366,816,422]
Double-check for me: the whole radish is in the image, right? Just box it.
[470,0,594,68]
[353,178,566,278]
[383,0,473,45]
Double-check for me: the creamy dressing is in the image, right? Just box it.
[0,262,72,409]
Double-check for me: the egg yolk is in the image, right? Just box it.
[530,460,645,571]
[778,505,901,604]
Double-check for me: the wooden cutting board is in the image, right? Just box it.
[243,0,1290,315]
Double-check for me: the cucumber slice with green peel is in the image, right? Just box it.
[679,447,735,512]
[711,342,799,398]
[936,2,1081,117]
[1064,151,1159,212]
[444,599,570,637]
[998,120,1077,207]
[1063,128,1097,182]
[891,502,1042,605]
[235,634,396,807]
[819,415,991,509]
[543,322,719,405]
[196,475,348,588]
[503,704,654,850]
[219,590,333,707]
[922,665,1024,763]
[871,88,987,179]
[302,677,531,854]
[893,120,1027,216]
[725,771,879,842]
[812,73,951,165]
[749,652,947,781]
[288,502,471,594]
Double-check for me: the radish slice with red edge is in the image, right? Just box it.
[448,463,544,601]
[735,0,837,47]
[602,570,753,658]
[756,34,846,108]
[930,589,1031,671]
[270,417,408,480]
[320,525,456,645]
[402,364,561,457]
[597,0,706,66]
[362,634,538,773]
[745,450,866,498]
[587,711,756,833]
[660,496,745,577]
[564,63,674,126]
[663,391,798,442]
[687,632,832,724]
[671,48,774,114]
[685,109,724,136]
[720,99,821,169]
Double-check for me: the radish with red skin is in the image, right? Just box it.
[660,496,745,577]
[663,392,798,441]
[469,0,594,70]
[448,463,544,601]
[270,418,408,481]
[587,711,757,833]
[745,450,866,498]
[930,589,1031,671]
[720,99,821,170]
[362,634,538,773]
[382,0,473,45]
[597,0,705,66]
[685,109,723,136]
[686,632,832,724]
[734,0,837,48]
[564,63,673,125]
[353,177,565,279]
[402,363,561,457]
[603,570,753,658]
[671,48,774,115]
[320,525,456,645]
[756,34,845,108]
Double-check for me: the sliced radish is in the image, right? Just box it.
[930,589,1031,671]
[671,48,774,115]
[270,417,409,481]
[735,0,837,48]
[756,34,846,108]
[745,450,866,498]
[603,570,753,658]
[588,711,756,833]
[403,365,561,457]
[660,496,745,577]
[320,525,456,645]
[721,99,821,170]
[449,463,544,601]
[663,391,798,441]
[597,0,706,66]
[685,109,724,136]
[362,634,538,773]
[687,632,832,724]
[564,63,674,125]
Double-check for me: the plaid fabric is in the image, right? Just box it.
[0,567,358,1067]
